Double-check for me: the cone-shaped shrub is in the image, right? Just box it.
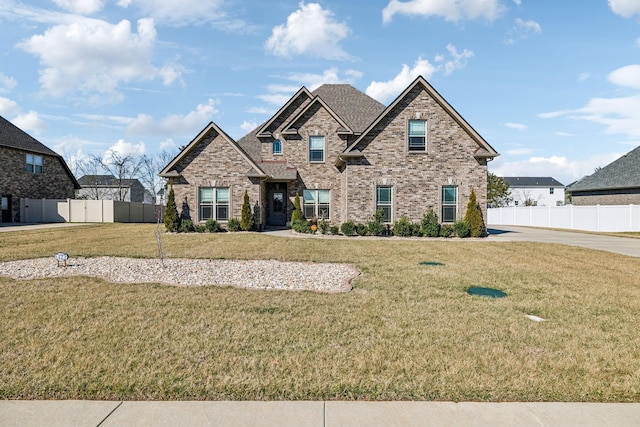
[464,189,485,237]
[164,184,180,232]
[240,190,254,231]
[291,192,304,224]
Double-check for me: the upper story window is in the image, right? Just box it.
[272,139,282,155]
[549,187,554,194]
[309,135,325,162]
[199,187,229,221]
[408,119,426,152]
[26,154,43,174]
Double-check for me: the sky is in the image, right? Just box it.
[1,0,640,186]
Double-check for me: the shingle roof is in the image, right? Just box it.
[252,161,297,180]
[0,115,59,156]
[568,146,640,192]
[503,177,565,187]
[311,84,385,133]
[236,124,263,163]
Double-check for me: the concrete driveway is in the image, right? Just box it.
[487,225,640,257]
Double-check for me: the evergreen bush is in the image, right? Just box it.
[393,215,413,237]
[356,223,368,236]
[291,192,304,224]
[319,220,329,234]
[340,220,356,236]
[454,220,471,238]
[179,219,194,233]
[411,222,422,237]
[421,208,440,237]
[227,218,241,232]
[367,208,386,236]
[464,188,485,237]
[194,223,206,233]
[240,190,254,231]
[205,219,221,232]
[163,185,180,232]
[440,224,454,237]
[329,225,339,235]
[292,219,312,233]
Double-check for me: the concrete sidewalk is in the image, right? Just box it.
[2,400,640,426]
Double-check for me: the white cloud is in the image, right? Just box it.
[159,138,175,151]
[240,120,258,133]
[505,122,528,131]
[505,18,542,44]
[12,111,48,135]
[383,0,504,24]
[555,132,575,137]
[0,72,17,93]
[608,64,640,89]
[126,99,219,137]
[265,2,352,60]
[490,152,625,185]
[365,58,437,103]
[609,0,640,18]
[246,107,274,115]
[505,147,534,155]
[0,96,20,116]
[257,93,292,106]
[17,18,181,97]
[287,67,362,90]
[104,139,146,159]
[440,44,474,75]
[52,0,104,15]
[118,0,234,28]
[578,72,590,82]
[512,0,522,5]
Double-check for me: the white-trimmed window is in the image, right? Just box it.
[441,186,457,223]
[408,119,426,152]
[26,154,43,174]
[273,139,282,155]
[199,187,229,221]
[309,135,325,162]
[376,186,393,222]
[303,189,330,219]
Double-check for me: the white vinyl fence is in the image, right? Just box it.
[488,205,640,232]
[20,198,161,224]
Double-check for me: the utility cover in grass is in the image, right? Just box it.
[420,261,444,266]
[467,287,507,298]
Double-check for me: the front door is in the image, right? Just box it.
[268,187,287,226]
[1,195,11,223]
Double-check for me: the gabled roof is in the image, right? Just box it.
[159,121,265,178]
[568,146,640,192]
[0,115,80,189]
[344,76,499,160]
[255,87,313,138]
[503,177,565,188]
[311,84,385,134]
[282,95,354,136]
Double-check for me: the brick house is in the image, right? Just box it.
[0,115,79,223]
[567,145,640,205]
[77,174,154,203]
[160,76,499,228]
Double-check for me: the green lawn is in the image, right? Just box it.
[1,224,639,401]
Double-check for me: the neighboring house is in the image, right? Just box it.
[567,146,640,205]
[503,177,565,207]
[160,76,499,228]
[77,174,153,203]
[0,115,80,223]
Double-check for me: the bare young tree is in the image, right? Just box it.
[76,156,105,200]
[138,150,177,204]
[99,151,143,201]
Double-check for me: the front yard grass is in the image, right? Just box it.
[1,224,639,401]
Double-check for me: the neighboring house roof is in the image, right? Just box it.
[0,115,80,189]
[344,76,499,160]
[503,177,565,187]
[568,146,640,192]
[160,121,266,178]
[77,174,141,187]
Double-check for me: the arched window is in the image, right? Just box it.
[272,139,282,155]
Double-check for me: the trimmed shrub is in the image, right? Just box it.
[240,190,254,231]
[393,215,413,237]
[164,185,180,232]
[205,219,221,233]
[440,224,454,237]
[291,192,304,224]
[319,220,329,235]
[464,188,485,237]
[292,219,312,234]
[329,225,339,235]
[194,223,206,233]
[227,218,241,232]
[367,208,386,236]
[340,220,356,236]
[454,220,471,238]
[421,208,440,237]
[411,222,422,237]
[356,223,368,236]
[179,219,194,233]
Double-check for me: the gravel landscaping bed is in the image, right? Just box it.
[0,257,358,293]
